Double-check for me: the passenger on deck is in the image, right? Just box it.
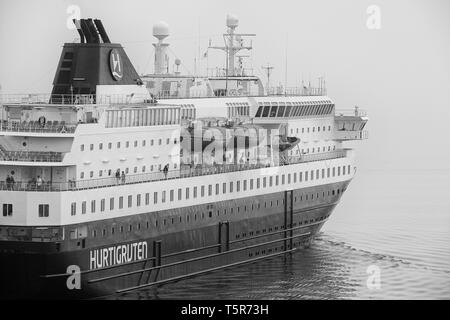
[163,164,169,179]
[115,169,120,184]
[121,171,126,184]
[36,176,43,189]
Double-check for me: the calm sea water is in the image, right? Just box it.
[114,169,450,300]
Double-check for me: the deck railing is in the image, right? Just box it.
[0,120,77,134]
[0,150,348,192]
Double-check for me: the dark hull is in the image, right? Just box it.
[0,180,349,299]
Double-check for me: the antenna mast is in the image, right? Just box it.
[209,14,256,92]
[261,63,274,93]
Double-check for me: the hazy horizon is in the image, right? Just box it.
[1,0,449,172]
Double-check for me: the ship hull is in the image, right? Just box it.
[0,180,349,299]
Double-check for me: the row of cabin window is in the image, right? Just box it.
[80,138,177,152]
[70,165,351,216]
[255,103,333,118]
[290,125,332,135]
[79,163,177,179]
[291,145,336,155]
[2,204,49,218]
[88,189,342,238]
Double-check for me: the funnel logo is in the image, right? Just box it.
[109,49,123,81]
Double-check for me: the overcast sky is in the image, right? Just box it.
[1,0,449,171]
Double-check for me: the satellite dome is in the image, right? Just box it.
[153,21,169,40]
[175,58,181,66]
[226,14,239,28]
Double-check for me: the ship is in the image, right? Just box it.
[0,16,368,299]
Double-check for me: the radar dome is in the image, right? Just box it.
[226,14,239,28]
[175,58,181,66]
[153,21,169,40]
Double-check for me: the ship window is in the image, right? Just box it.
[90,171,94,178]
[142,140,146,147]
[338,167,341,176]
[82,201,86,214]
[166,138,170,145]
[126,141,130,148]
[284,105,292,117]
[159,139,162,145]
[257,178,260,189]
[137,194,141,206]
[282,175,285,184]
[108,142,112,149]
[223,183,226,193]
[193,186,197,198]
[162,191,166,203]
[186,187,190,199]
[70,202,76,216]
[99,143,103,150]
[119,197,123,209]
[243,180,247,191]
[91,200,95,213]
[269,176,273,187]
[39,204,49,218]
[250,179,254,190]
[134,140,138,147]
[145,193,150,205]
[263,177,266,187]
[101,199,105,212]
[311,170,314,180]
[305,171,308,181]
[216,183,219,195]
[117,142,120,148]
[80,172,84,179]
[327,168,330,177]
[316,169,320,179]
[275,176,279,186]
[178,188,182,200]
[333,167,336,177]
[201,186,205,197]
[269,106,278,117]
[80,144,85,151]
[110,197,114,210]
[154,192,158,204]
[255,106,263,117]
[277,105,285,117]
[99,170,103,177]
[208,184,212,196]
[348,165,351,174]
[262,105,270,117]
[229,182,233,193]
[2,204,12,217]
[90,144,94,151]
[237,181,240,192]
[170,190,174,202]
[322,169,325,179]
[151,139,154,146]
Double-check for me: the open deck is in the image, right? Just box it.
[0,149,348,192]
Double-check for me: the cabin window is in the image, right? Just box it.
[119,197,123,209]
[126,141,130,148]
[255,106,263,117]
[3,204,13,217]
[110,197,114,210]
[70,202,76,216]
[99,143,103,150]
[193,186,197,198]
[186,187,190,199]
[154,192,158,204]
[80,144,84,151]
[90,144,94,151]
[91,200,95,213]
[82,201,86,214]
[128,195,132,207]
[101,199,105,212]
[208,184,212,196]
[137,194,141,207]
[108,142,112,149]
[162,191,166,203]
